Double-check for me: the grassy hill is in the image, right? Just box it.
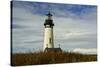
[11,51,97,66]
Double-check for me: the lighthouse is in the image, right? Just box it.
[43,12,62,52]
[43,12,54,50]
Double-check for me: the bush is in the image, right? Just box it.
[11,51,97,66]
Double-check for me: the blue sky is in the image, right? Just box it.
[12,1,97,54]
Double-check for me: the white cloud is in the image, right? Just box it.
[12,6,45,53]
[73,48,97,54]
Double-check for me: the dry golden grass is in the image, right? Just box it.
[11,51,97,66]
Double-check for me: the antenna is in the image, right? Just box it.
[59,44,60,48]
[47,4,52,14]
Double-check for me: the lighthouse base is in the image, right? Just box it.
[44,48,62,52]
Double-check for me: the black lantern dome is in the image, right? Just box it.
[44,12,54,27]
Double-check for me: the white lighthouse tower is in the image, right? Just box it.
[43,12,54,51]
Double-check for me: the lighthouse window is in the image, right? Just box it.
[46,44,48,48]
[49,38,51,44]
